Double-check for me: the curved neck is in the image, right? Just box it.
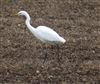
[25,13,31,21]
[25,14,36,33]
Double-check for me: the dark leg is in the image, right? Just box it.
[43,44,54,63]
[43,44,48,63]
[56,45,61,62]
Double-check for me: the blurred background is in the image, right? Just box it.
[0,0,100,83]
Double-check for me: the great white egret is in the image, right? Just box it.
[18,11,66,62]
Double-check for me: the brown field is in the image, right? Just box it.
[0,0,100,84]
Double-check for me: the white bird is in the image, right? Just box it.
[17,11,66,45]
[18,11,66,62]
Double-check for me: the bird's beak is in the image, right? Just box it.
[16,12,20,16]
[15,13,18,16]
[17,13,19,16]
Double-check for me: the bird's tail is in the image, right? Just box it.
[59,37,66,43]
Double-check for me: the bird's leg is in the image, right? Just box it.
[43,44,48,63]
[51,44,54,51]
[56,45,61,62]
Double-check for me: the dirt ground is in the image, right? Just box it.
[0,0,100,84]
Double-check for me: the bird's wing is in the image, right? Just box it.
[36,26,60,42]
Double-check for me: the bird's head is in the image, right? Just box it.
[18,11,28,16]
[18,11,31,21]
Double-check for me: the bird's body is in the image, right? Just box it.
[32,26,65,44]
[18,11,66,45]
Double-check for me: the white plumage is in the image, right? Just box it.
[18,11,66,45]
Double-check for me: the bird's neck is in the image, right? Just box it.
[25,18,36,33]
